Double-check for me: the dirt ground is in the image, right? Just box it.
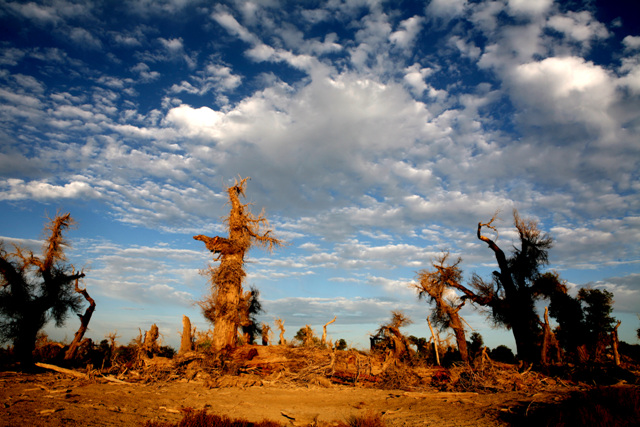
[0,370,578,427]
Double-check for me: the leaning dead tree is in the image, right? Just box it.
[194,177,283,352]
[64,274,96,360]
[414,252,469,363]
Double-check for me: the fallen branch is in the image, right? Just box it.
[35,362,88,379]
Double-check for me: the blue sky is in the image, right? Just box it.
[0,0,639,352]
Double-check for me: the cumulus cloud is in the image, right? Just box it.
[506,56,616,131]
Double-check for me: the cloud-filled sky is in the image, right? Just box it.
[1,0,639,351]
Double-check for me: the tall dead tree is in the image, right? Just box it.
[414,252,469,363]
[0,213,86,367]
[194,177,282,352]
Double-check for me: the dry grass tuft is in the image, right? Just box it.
[143,408,282,427]
[143,408,386,427]
[341,411,385,427]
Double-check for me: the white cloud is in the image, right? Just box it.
[390,16,423,49]
[426,0,467,21]
[547,11,609,49]
[7,2,61,25]
[68,27,102,50]
[164,105,225,139]
[623,35,640,51]
[507,56,616,129]
[506,0,552,17]
[0,179,101,201]
[212,10,260,44]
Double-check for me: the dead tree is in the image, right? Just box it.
[432,210,553,364]
[275,317,286,345]
[321,316,337,347]
[612,320,622,366]
[414,252,470,363]
[297,325,316,347]
[194,177,283,352]
[427,318,441,366]
[540,306,562,365]
[261,323,272,346]
[371,311,413,360]
[142,324,160,356]
[239,287,263,345]
[0,213,86,367]
[179,315,193,354]
[64,275,96,360]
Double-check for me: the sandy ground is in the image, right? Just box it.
[0,370,575,426]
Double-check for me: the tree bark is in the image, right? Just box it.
[449,314,469,363]
[65,277,96,361]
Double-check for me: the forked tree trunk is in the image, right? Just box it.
[321,316,337,347]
